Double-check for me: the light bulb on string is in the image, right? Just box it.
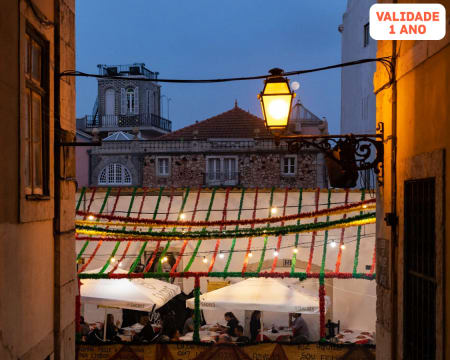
[248,252,253,258]
[362,204,368,209]
[87,215,95,221]
[219,252,225,259]
[179,213,186,220]
[340,244,346,250]
[273,249,279,257]
[110,257,116,263]
[161,256,168,263]
[118,262,123,267]
[202,257,208,264]
[330,241,337,248]
[292,248,298,254]
[271,207,278,214]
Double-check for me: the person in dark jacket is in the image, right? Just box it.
[250,311,261,342]
[224,312,239,337]
[234,325,250,344]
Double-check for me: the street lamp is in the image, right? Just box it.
[257,68,295,136]
[258,68,384,188]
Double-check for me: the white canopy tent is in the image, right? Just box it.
[186,278,328,313]
[80,268,181,311]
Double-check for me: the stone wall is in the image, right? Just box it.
[98,78,160,117]
[142,152,321,188]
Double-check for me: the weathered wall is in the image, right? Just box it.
[0,0,76,359]
[141,152,321,188]
[375,1,450,358]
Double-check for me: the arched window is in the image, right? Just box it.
[126,88,135,113]
[98,163,132,185]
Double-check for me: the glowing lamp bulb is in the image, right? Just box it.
[219,253,225,259]
[362,204,368,209]
[202,257,208,264]
[118,262,123,267]
[273,250,279,257]
[271,207,278,214]
[110,257,116,263]
[248,252,253,258]
[162,256,168,263]
[292,248,298,254]
[179,213,186,220]
[330,241,337,248]
[340,244,346,250]
[268,99,289,120]
[87,215,95,221]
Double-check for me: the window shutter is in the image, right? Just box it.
[120,88,126,115]
[134,86,139,114]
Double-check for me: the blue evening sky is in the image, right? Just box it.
[75,0,347,134]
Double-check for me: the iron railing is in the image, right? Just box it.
[205,171,239,185]
[85,114,171,132]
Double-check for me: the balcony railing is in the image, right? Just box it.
[85,114,171,132]
[205,172,239,186]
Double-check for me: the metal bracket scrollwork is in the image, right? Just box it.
[280,122,385,187]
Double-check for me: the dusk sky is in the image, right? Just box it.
[75,0,347,134]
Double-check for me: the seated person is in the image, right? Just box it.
[105,314,120,341]
[133,316,155,343]
[234,325,249,344]
[183,310,195,335]
[250,311,261,343]
[291,313,310,344]
[79,316,90,340]
[217,312,239,337]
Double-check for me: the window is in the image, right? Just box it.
[281,156,296,175]
[157,157,170,176]
[24,25,49,196]
[206,157,238,185]
[404,178,436,359]
[126,88,135,113]
[363,23,370,47]
[98,163,132,185]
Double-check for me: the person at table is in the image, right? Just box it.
[219,312,239,336]
[250,311,261,342]
[183,310,195,335]
[134,316,155,343]
[105,314,120,341]
[234,325,250,344]
[291,313,310,343]
[79,316,90,341]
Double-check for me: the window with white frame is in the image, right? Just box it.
[98,163,132,185]
[281,156,296,175]
[206,157,238,184]
[157,157,170,176]
[126,88,135,113]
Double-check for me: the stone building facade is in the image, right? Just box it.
[87,102,329,189]
[0,0,76,359]
[76,63,171,139]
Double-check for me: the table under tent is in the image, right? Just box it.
[75,187,376,358]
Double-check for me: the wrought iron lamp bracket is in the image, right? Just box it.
[276,122,385,186]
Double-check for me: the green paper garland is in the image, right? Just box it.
[100,187,137,274]
[256,187,275,273]
[129,187,164,273]
[291,189,303,274]
[158,187,191,273]
[352,189,366,275]
[320,189,332,275]
[223,188,246,274]
[183,188,217,272]
[77,187,111,261]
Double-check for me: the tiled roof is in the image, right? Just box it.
[160,105,272,140]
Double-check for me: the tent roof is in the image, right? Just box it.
[81,268,180,311]
[187,278,327,314]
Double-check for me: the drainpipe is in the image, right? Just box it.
[390,38,398,360]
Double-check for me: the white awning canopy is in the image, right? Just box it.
[186,278,328,314]
[80,268,180,311]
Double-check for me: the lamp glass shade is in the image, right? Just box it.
[259,81,294,132]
